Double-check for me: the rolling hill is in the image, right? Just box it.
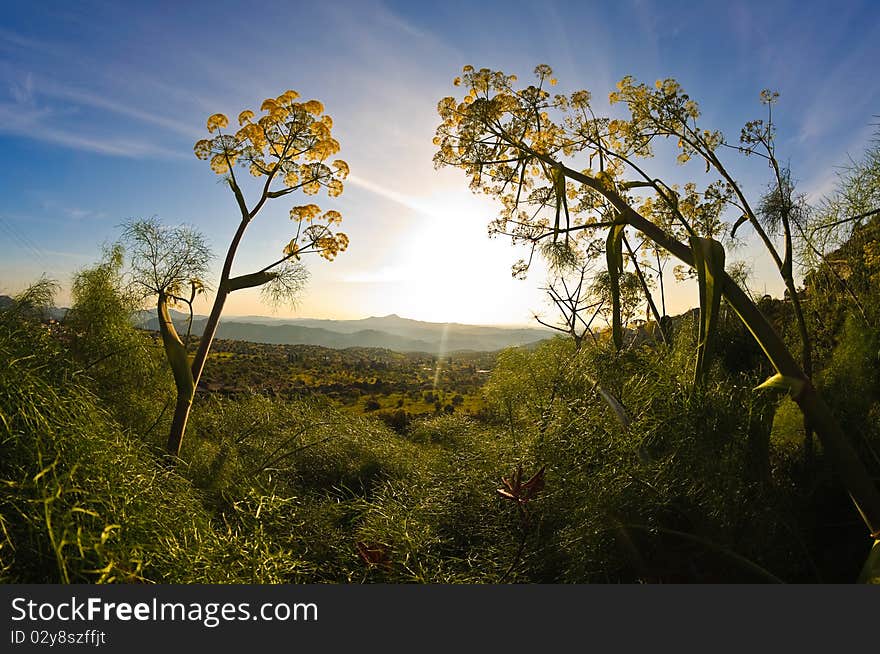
[133,312,551,353]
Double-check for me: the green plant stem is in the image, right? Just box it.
[626,524,784,583]
[536,155,880,537]
[499,507,529,583]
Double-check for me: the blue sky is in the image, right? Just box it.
[0,0,877,324]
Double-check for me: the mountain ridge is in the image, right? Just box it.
[0,297,552,353]
[132,311,551,353]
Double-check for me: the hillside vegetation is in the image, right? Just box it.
[2,215,879,583]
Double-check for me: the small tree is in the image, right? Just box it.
[66,245,173,431]
[801,127,880,322]
[127,90,350,457]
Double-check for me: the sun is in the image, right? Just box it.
[225,183,553,325]
[385,189,549,325]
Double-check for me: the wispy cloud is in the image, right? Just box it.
[347,174,448,220]
[38,198,107,222]
[793,13,879,144]
[0,114,186,158]
[0,26,58,55]
[39,82,201,138]
[0,73,189,158]
[9,71,34,104]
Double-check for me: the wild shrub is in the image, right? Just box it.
[0,296,310,583]
[64,252,175,444]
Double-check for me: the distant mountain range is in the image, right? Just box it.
[0,293,552,352]
[132,311,551,353]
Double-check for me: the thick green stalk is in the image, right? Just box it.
[157,293,193,399]
[166,214,249,456]
[157,293,195,457]
[540,156,880,536]
[606,221,626,349]
[165,285,227,457]
[690,237,725,383]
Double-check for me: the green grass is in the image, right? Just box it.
[3,260,880,583]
